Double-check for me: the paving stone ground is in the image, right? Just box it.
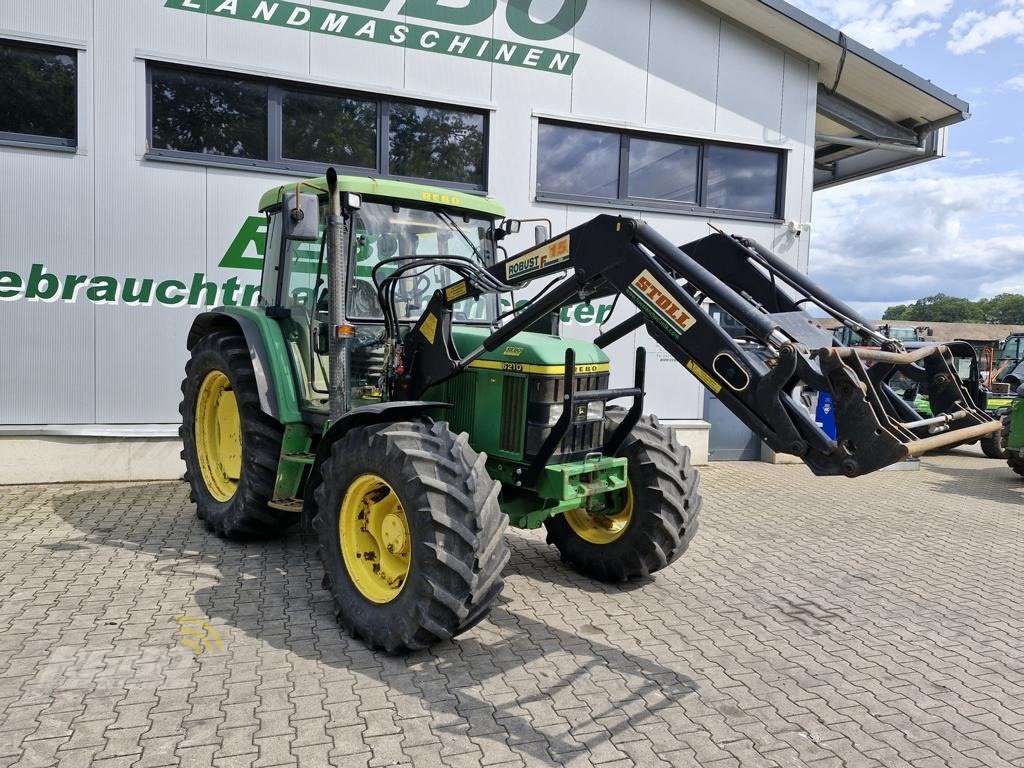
[0,446,1022,767]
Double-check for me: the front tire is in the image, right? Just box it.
[981,408,1009,459]
[314,421,509,653]
[544,413,702,582]
[180,332,295,539]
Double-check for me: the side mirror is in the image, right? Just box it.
[283,191,320,241]
[534,224,549,245]
[503,219,522,236]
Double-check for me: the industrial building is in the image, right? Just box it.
[0,0,969,481]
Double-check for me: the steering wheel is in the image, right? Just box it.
[351,281,381,318]
[315,282,382,319]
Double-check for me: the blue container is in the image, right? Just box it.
[816,392,837,440]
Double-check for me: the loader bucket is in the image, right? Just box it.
[814,343,1000,476]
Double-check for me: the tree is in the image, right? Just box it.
[882,294,982,323]
[980,293,1024,324]
[882,293,1024,324]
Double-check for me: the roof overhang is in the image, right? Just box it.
[695,0,970,189]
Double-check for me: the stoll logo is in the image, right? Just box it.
[164,0,588,75]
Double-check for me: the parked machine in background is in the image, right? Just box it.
[180,171,998,653]
[903,341,1010,458]
[991,332,1024,387]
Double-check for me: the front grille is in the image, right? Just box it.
[525,372,609,461]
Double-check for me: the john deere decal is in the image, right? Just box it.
[627,270,696,338]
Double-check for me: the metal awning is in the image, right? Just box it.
[695,0,970,189]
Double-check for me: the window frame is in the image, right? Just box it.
[145,62,489,192]
[0,38,79,151]
[535,119,786,222]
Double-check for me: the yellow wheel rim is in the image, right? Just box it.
[340,474,412,604]
[195,371,242,503]
[564,483,633,545]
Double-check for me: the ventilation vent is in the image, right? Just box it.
[448,374,477,435]
[499,376,526,454]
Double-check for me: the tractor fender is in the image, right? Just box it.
[187,309,280,421]
[302,401,453,528]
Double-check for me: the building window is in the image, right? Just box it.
[280,89,377,169]
[388,103,486,188]
[0,39,78,148]
[151,68,268,159]
[147,63,489,191]
[536,120,783,218]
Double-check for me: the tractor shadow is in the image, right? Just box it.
[921,455,1024,506]
[917,448,1024,507]
[51,482,698,765]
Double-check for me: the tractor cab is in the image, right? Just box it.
[256,176,503,413]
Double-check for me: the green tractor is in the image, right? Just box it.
[182,170,998,652]
[1001,394,1024,476]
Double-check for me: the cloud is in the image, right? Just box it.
[1002,73,1024,91]
[948,1,1024,54]
[789,0,952,51]
[989,135,1017,144]
[807,165,1024,312]
[948,150,986,168]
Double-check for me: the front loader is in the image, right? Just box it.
[181,169,998,653]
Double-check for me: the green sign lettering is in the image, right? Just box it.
[164,0,582,74]
[507,0,588,41]
[218,216,267,271]
[400,0,497,27]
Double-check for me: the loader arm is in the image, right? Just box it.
[399,214,998,477]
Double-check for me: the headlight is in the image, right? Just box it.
[543,405,564,427]
[587,401,605,420]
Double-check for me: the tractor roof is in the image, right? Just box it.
[259,174,506,218]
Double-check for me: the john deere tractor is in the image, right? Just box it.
[182,170,998,653]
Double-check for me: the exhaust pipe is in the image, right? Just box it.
[327,168,351,422]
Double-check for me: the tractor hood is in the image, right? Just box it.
[451,327,609,375]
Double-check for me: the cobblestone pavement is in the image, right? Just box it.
[0,446,1022,767]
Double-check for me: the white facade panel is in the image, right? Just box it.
[0,1,90,42]
[309,23,406,90]
[404,13,494,102]
[0,0,818,431]
[645,0,720,134]
[207,2,312,73]
[0,149,94,424]
[716,21,785,142]
[569,0,650,121]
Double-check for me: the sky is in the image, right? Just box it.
[786,0,1024,318]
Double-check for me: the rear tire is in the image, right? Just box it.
[313,421,509,653]
[544,413,702,582]
[180,332,295,539]
[1001,409,1024,477]
[982,408,1010,459]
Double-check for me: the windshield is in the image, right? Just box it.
[999,337,1021,360]
[348,201,497,323]
[889,327,918,342]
